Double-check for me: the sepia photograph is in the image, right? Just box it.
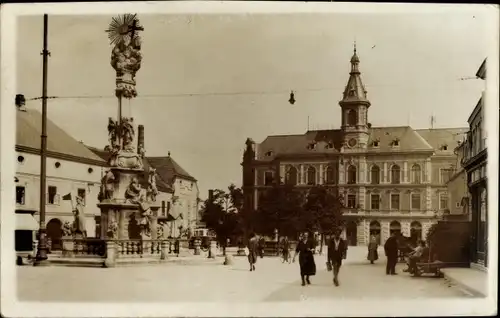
[1,1,498,317]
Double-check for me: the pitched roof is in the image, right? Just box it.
[415,128,468,155]
[16,108,105,163]
[146,156,197,183]
[255,126,468,160]
[341,50,370,104]
[86,146,196,191]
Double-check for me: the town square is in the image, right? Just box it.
[1,2,497,317]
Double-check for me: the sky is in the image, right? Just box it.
[16,10,490,199]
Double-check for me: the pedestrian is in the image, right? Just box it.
[405,240,426,274]
[367,234,379,264]
[327,229,347,287]
[247,232,258,271]
[384,231,399,275]
[293,231,316,286]
[258,236,265,258]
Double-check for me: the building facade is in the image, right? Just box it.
[15,105,107,248]
[462,58,488,269]
[242,48,467,246]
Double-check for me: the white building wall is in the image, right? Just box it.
[169,177,200,237]
[15,151,104,237]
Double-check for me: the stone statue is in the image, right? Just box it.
[107,220,119,239]
[110,29,143,99]
[72,196,87,238]
[98,170,115,201]
[157,222,164,239]
[62,221,73,237]
[121,117,135,152]
[125,177,152,237]
[147,167,159,202]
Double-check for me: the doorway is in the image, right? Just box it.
[369,221,381,244]
[346,221,357,246]
[46,218,62,250]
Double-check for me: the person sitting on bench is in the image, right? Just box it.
[404,240,426,274]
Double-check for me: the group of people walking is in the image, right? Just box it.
[246,229,427,286]
[246,229,348,287]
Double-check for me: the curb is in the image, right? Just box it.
[442,272,486,297]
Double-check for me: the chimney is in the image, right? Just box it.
[137,125,145,154]
[208,189,214,201]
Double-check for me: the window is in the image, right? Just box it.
[392,139,400,147]
[411,193,421,210]
[347,110,357,126]
[325,166,336,184]
[307,167,316,185]
[347,194,356,208]
[286,166,298,185]
[265,151,273,157]
[390,193,400,210]
[16,186,25,205]
[371,165,380,184]
[390,165,401,184]
[264,171,274,186]
[439,193,448,210]
[347,166,357,184]
[47,186,58,205]
[77,188,86,205]
[307,142,317,150]
[373,141,379,147]
[411,164,421,184]
[440,169,450,183]
[370,194,380,210]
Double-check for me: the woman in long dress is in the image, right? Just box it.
[367,235,379,264]
[293,231,316,286]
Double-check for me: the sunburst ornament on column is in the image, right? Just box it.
[105,13,144,46]
[106,13,144,100]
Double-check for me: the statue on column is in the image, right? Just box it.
[72,195,87,238]
[98,169,115,201]
[147,167,159,202]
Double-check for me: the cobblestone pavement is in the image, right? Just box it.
[17,247,473,302]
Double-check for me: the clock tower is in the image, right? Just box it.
[339,44,371,150]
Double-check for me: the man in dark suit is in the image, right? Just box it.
[384,232,399,275]
[327,229,347,287]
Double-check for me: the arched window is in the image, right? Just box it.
[347,166,357,184]
[369,221,381,244]
[286,166,298,185]
[389,221,402,235]
[391,165,401,184]
[347,110,358,126]
[371,165,380,184]
[410,221,422,244]
[411,164,421,184]
[325,166,336,184]
[307,166,316,185]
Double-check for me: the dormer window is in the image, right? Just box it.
[441,144,448,151]
[325,141,334,149]
[392,138,400,147]
[265,151,273,157]
[372,140,380,147]
[349,89,355,97]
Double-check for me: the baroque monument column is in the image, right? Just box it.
[98,14,160,253]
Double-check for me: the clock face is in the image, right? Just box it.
[348,138,357,147]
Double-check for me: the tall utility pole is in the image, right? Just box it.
[34,14,50,266]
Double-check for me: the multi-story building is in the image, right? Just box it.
[15,103,107,249]
[446,141,470,217]
[242,48,467,246]
[89,148,200,238]
[462,58,488,269]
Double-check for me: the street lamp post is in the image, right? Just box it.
[34,14,50,266]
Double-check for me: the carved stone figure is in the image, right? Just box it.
[107,220,119,239]
[72,196,87,238]
[62,221,73,237]
[121,117,135,152]
[98,170,115,201]
[157,222,164,239]
[147,167,159,202]
[125,177,152,237]
[110,30,143,99]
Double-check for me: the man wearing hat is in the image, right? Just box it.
[327,228,347,286]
